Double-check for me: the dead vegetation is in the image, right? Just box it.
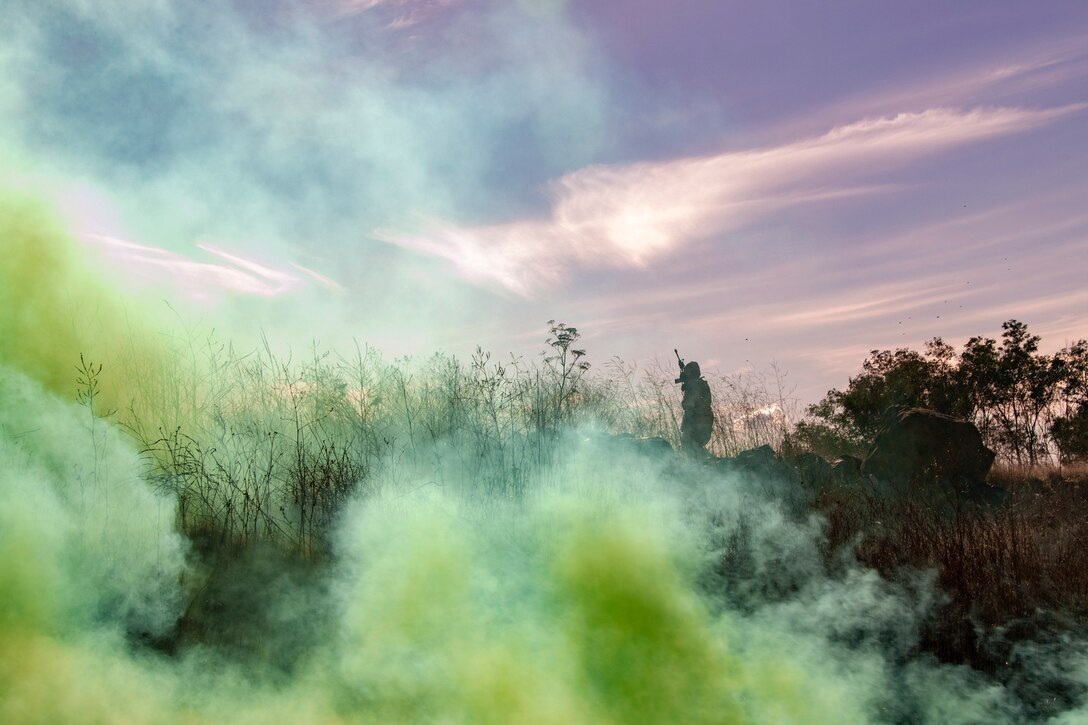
[81,321,1088,690]
[816,470,1088,680]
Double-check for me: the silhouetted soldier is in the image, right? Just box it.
[675,354,714,456]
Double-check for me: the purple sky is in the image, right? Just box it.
[5,0,1087,404]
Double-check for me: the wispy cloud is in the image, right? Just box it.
[770,283,972,328]
[381,104,1083,296]
[788,34,1088,135]
[84,234,342,301]
[326,0,388,12]
[321,0,464,27]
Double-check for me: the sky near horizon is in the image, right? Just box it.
[3,0,1087,405]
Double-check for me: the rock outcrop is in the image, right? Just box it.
[862,407,996,490]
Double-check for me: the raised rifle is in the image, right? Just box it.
[674,349,685,383]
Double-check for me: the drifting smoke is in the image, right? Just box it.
[5,205,1088,723]
[0,0,614,353]
[1,353,1070,723]
[0,188,157,401]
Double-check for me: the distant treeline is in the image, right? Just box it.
[797,320,1088,465]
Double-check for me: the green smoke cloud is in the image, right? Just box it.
[0,186,170,412]
[0,363,1039,724]
[0,362,184,722]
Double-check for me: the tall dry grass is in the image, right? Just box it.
[817,475,1088,670]
[110,324,796,556]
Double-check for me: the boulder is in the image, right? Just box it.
[862,407,996,491]
[735,444,778,469]
[715,445,799,487]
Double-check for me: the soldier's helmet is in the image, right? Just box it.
[683,361,701,379]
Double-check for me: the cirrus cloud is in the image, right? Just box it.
[380,103,1084,296]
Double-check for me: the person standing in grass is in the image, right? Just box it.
[676,359,714,456]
